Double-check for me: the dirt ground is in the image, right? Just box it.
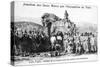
[13,52,97,66]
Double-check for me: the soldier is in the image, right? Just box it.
[89,34,97,53]
[56,31,63,51]
[50,34,56,51]
[63,33,69,53]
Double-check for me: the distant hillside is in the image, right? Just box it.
[77,23,97,33]
[12,21,48,35]
[14,21,43,28]
[13,16,42,25]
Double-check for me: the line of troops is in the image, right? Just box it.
[50,31,97,56]
[13,27,97,57]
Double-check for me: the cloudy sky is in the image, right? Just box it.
[13,1,98,26]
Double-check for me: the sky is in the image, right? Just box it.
[13,1,98,26]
